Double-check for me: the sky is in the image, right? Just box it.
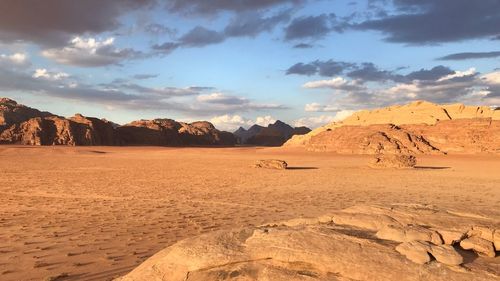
[1,0,500,131]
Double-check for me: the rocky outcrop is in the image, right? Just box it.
[0,114,117,145]
[307,124,442,154]
[402,118,500,154]
[342,100,499,126]
[0,98,236,146]
[116,204,499,281]
[285,101,500,154]
[0,98,53,131]
[235,121,311,146]
[116,119,236,146]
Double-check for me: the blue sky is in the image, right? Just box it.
[1,0,499,130]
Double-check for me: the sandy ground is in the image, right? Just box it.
[0,146,499,281]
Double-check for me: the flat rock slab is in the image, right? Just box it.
[117,204,499,281]
[252,159,288,170]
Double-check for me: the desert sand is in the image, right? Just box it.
[0,146,499,280]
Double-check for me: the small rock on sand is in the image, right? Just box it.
[369,154,417,169]
[252,159,287,170]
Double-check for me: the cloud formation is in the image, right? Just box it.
[356,0,500,44]
[437,51,500,61]
[0,0,156,46]
[166,0,301,15]
[153,10,291,52]
[42,37,144,67]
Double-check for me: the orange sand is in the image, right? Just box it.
[0,146,499,280]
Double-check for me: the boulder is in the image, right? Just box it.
[369,154,417,169]
[252,159,288,170]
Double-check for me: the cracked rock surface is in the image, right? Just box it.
[116,204,499,281]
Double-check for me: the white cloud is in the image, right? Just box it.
[437,67,476,82]
[0,53,29,68]
[209,114,277,131]
[302,77,364,91]
[255,115,276,126]
[293,110,354,128]
[42,37,142,67]
[32,68,69,80]
[0,52,27,64]
[210,114,252,131]
[197,92,245,104]
[481,71,500,85]
[305,102,340,112]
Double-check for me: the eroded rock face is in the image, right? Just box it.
[307,124,441,154]
[0,98,53,131]
[284,101,500,154]
[0,115,117,145]
[116,204,499,281]
[0,98,236,146]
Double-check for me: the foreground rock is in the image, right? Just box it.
[252,159,288,170]
[370,154,417,169]
[117,204,499,281]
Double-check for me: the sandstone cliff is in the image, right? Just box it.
[0,114,117,145]
[286,101,500,154]
[0,98,236,146]
[0,98,53,131]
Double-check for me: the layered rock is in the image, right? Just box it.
[307,124,442,154]
[285,101,500,154]
[0,98,53,131]
[0,98,236,146]
[234,121,311,146]
[342,100,499,126]
[116,204,499,281]
[0,114,117,145]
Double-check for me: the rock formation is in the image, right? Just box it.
[0,98,53,131]
[0,98,236,146]
[370,154,417,169]
[234,121,311,146]
[285,101,500,154]
[252,159,288,170]
[116,204,499,281]
[0,114,117,145]
[307,124,442,154]
[116,119,235,146]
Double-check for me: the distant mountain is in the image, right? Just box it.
[234,120,311,146]
[0,97,236,146]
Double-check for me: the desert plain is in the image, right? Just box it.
[1,145,499,280]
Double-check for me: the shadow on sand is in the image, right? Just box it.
[286,167,319,170]
[414,166,450,170]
